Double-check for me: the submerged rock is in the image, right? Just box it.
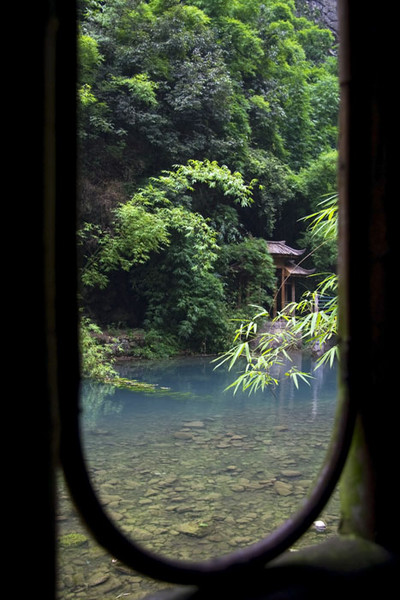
[177,521,210,538]
[87,573,110,588]
[59,533,89,548]
[274,481,293,496]
[183,420,205,428]
[313,519,327,532]
[144,488,159,497]
[173,431,193,439]
[158,475,178,487]
[231,484,246,492]
[281,470,302,478]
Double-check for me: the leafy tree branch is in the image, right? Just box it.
[215,194,338,392]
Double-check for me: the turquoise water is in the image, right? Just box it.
[57,353,339,599]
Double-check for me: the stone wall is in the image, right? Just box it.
[296,0,338,38]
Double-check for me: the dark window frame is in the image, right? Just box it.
[22,1,397,597]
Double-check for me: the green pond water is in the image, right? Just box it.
[57,353,340,599]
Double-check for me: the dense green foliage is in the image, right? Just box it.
[80,316,162,389]
[215,194,339,393]
[77,0,339,355]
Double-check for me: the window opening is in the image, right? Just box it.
[57,0,363,592]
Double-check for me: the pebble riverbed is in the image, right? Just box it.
[57,358,339,599]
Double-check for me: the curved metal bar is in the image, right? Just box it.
[56,0,357,588]
[59,363,356,587]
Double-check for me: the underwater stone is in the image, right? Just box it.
[138,498,153,505]
[87,573,110,588]
[177,521,210,537]
[281,470,302,477]
[173,431,193,439]
[231,484,246,492]
[144,488,159,497]
[274,481,293,496]
[59,533,89,548]
[314,519,327,532]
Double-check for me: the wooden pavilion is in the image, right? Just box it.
[267,240,315,316]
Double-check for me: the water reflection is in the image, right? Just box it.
[58,354,339,600]
[79,354,338,561]
[80,380,120,429]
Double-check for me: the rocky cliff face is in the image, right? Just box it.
[297,0,338,38]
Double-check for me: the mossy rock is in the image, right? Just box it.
[106,376,158,392]
[59,532,89,548]
[177,521,211,538]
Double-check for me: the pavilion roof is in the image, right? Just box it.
[285,261,315,276]
[267,240,306,257]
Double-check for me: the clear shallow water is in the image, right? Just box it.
[57,353,339,599]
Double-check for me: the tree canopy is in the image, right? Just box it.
[215,194,339,393]
[77,0,339,355]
